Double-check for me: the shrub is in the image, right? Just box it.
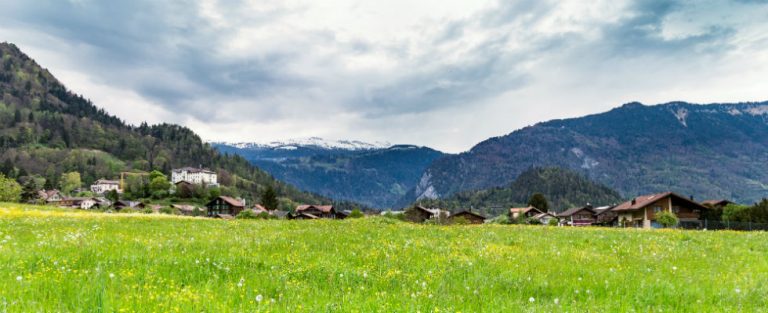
[257,212,273,220]
[451,216,470,225]
[236,210,258,219]
[348,209,364,219]
[656,211,679,228]
[0,174,22,202]
[487,215,511,225]
[548,218,559,226]
[141,208,154,214]
[159,207,175,215]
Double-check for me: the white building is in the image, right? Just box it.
[171,167,218,186]
[90,179,121,194]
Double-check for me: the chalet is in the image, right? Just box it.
[405,205,448,223]
[531,212,558,225]
[558,205,597,226]
[613,192,708,229]
[206,196,245,218]
[701,199,733,208]
[291,212,320,220]
[295,205,338,219]
[449,210,486,224]
[172,167,218,186]
[90,179,121,194]
[37,190,64,204]
[251,204,268,215]
[60,197,99,210]
[509,206,544,221]
[594,205,619,226]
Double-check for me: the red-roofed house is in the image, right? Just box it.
[613,192,708,229]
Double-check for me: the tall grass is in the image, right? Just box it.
[0,203,766,312]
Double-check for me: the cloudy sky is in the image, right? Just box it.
[1,0,767,152]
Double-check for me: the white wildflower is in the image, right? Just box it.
[554,298,559,305]
[529,297,535,303]
[672,266,678,271]
[735,288,741,294]
[255,294,263,302]
[237,278,245,287]
[363,272,368,278]
[16,276,22,282]
[109,273,115,279]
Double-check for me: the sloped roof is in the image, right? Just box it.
[612,192,708,212]
[558,206,596,217]
[532,212,556,219]
[173,167,216,174]
[296,205,334,213]
[93,179,119,185]
[509,206,542,215]
[218,196,245,208]
[451,210,486,219]
[701,199,732,206]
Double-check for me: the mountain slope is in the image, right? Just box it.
[413,167,623,216]
[0,42,332,207]
[411,101,768,204]
[214,141,444,208]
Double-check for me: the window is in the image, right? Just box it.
[654,206,662,213]
[673,207,680,213]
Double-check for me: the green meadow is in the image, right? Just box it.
[0,204,766,312]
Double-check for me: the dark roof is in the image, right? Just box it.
[296,205,334,213]
[173,167,216,174]
[613,192,709,212]
[451,210,486,220]
[701,199,733,206]
[93,179,119,185]
[558,206,596,217]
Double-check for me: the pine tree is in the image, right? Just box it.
[261,186,279,211]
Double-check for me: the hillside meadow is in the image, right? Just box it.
[0,204,766,312]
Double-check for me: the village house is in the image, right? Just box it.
[90,179,121,194]
[171,204,203,216]
[60,197,103,210]
[449,210,487,224]
[171,167,218,186]
[612,192,708,229]
[206,196,245,218]
[594,205,619,226]
[405,205,449,223]
[558,205,598,226]
[508,206,545,221]
[113,200,146,211]
[36,189,64,204]
[294,205,338,219]
[531,212,558,225]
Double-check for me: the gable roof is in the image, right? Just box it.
[558,205,596,217]
[173,167,216,174]
[612,192,708,212]
[509,206,543,215]
[701,199,733,207]
[93,179,119,185]
[296,205,334,213]
[451,210,486,220]
[593,205,616,215]
[211,196,244,208]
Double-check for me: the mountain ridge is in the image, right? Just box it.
[409,101,768,205]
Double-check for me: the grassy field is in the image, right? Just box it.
[1,204,767,312]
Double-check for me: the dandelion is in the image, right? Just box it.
[109,273,115,279]
[672,266,678,271]
[255,294,263,303]
[422,282,427,289]
[237,278,245,288]
[735,288,741,294]
[428,294,433,299]
[554,298,559,305]
[529,297,535,303]
[363,272,368,278]
[16,276,22,282]
[339,273,344,278]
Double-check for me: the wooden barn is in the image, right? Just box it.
[449,210,486,224]
[558,205,598,226]
[294,205,338,219]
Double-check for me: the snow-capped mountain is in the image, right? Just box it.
[220,137,392,151]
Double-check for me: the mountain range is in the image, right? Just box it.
[410,101,768,205]
[214,140,444,208]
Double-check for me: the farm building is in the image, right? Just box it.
[295,205,338,219]
[113,201,146,211]
[449,210,487,224]
[531,212,558,225]
[405,205,448,223]
[171,204,202,216]
[613,192,708,229]
[558,205,598,226]
[594,205,619,226]
[509,206,544,221]
[60,197,104,210]
[701,199,733,208]
[206,196,245,218]
[36,190,64,204]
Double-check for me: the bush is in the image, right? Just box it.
[236,210,258,219]
[159,207,175,215]
[547,218,559,226]
[487,215,510,225]
[118,207,137,214]
[451,216,470,225]
[0,174,22,202]
[141,208,154,214]
[656,211,679,228]
[348,209,364,219]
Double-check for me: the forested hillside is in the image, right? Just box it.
[410,101,768,204]
[0,42,332,207]
[412,167,622,216]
